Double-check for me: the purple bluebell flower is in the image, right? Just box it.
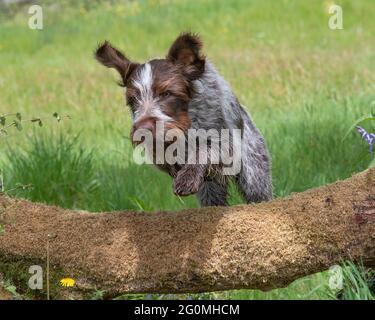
[356,126,375,158]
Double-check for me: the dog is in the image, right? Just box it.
[95,32,272,206]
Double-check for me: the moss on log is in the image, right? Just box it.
[0,168,374,296]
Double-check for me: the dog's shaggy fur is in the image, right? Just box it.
[95,32,272,206]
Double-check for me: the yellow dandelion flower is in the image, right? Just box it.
[59,278,75,287]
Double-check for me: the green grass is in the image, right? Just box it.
[1,0,374,299]
[3,131,196,212]
[332,261,374,300]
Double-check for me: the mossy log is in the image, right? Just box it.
[0,168,374,296]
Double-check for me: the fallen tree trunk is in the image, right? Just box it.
[0,168,374,297]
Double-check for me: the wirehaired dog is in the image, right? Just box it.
[95,32,272,206]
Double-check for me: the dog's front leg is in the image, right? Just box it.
[173,163,207,196]
[172,144,212,196]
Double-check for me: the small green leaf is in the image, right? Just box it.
[53,112,61,122]
[31,118,43,127]
[14,120,22,131]
[16,112,22,121]
[5,285,18,296]
[370,100,375,116]
[127,196,154,212]
[342,115,375,142]
[0,116,5,126]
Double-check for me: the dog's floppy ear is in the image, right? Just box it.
[166,32,205,80]
[95,41,138,86]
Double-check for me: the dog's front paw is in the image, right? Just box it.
[173,166,204,196]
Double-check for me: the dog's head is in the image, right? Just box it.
[95,33,205,144]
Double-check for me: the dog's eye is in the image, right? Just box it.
[159,91,171,99]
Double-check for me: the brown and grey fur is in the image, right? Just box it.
[95,33,272,206]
